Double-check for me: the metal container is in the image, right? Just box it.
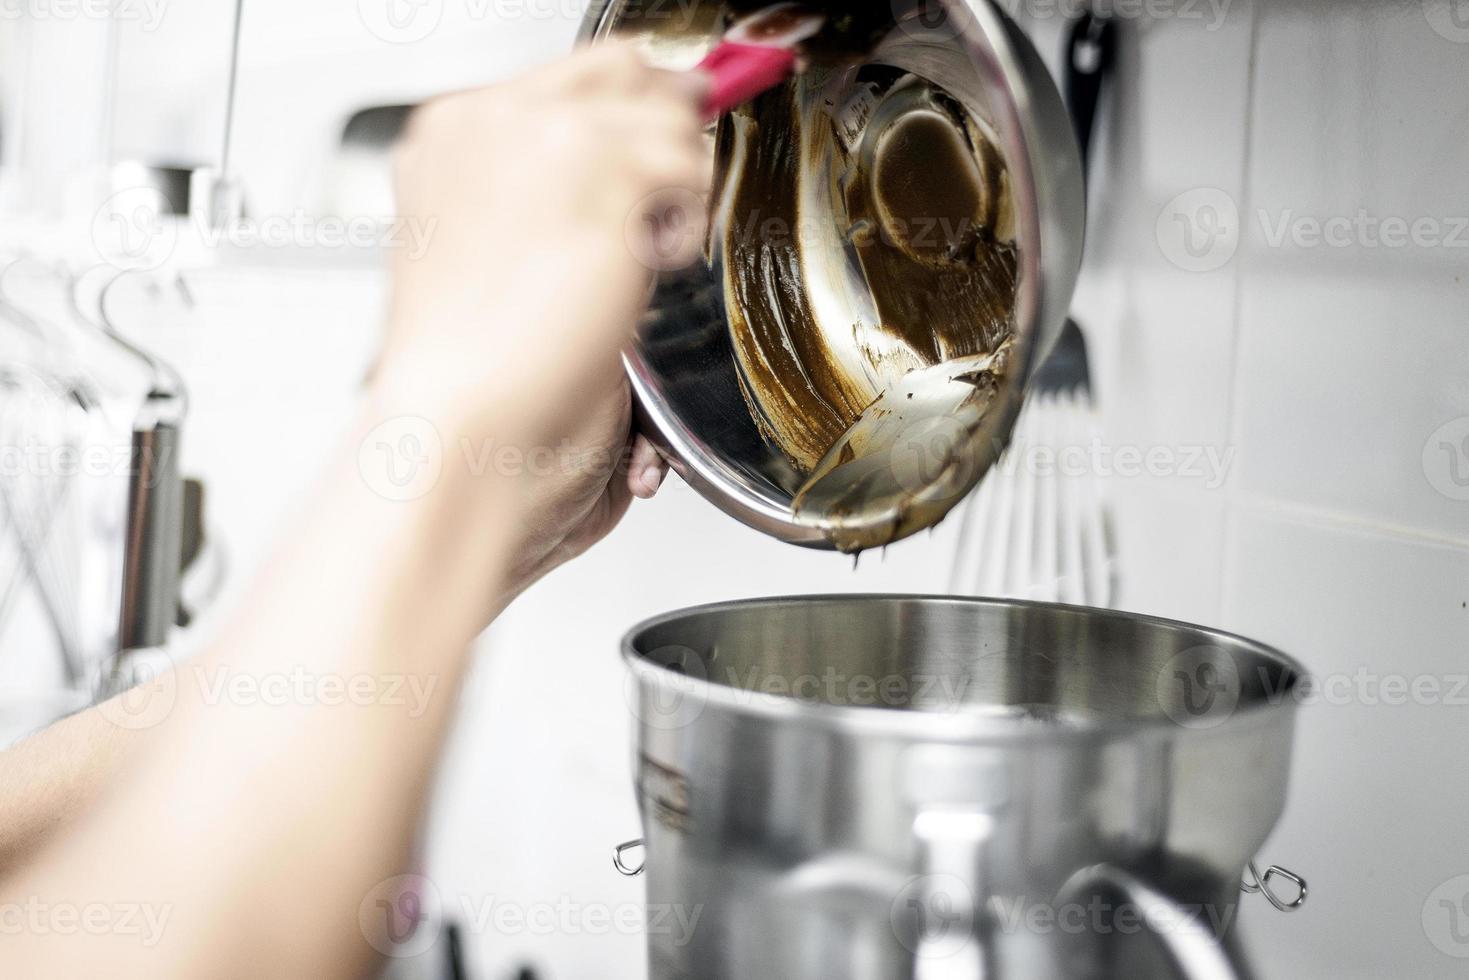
[580,1,1085,551]
[620,596,1305,979]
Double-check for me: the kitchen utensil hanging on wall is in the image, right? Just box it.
[0,258,100,687]
[949,9,1117,606]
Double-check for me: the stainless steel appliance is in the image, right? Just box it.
[619,596,1305,979]
[580,0,1085,551]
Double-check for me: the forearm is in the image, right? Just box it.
[0,395,521,980]
[0,42,706,980]
[0,706,129,871]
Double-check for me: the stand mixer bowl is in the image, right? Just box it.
[621,596,1305,980]
[580,0,1085,552]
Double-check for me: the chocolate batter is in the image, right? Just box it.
[714,63,1019,550]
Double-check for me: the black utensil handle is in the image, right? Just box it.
[1063,11,1118,181]
[119,420,184,651]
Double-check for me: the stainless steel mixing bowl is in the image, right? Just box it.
[580,1,1085,550]
[621,596,1306,980]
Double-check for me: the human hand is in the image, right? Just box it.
[378,42,711,444]
[374,44,707,606]
[488,366,668,614]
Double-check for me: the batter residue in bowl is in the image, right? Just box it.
[714,67,1019,551]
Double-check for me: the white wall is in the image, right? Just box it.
[2,1,1467,978]
[1018,2,1469,977]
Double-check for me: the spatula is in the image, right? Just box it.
[698,3,826,120]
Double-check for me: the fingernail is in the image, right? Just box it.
[639,462,667,497]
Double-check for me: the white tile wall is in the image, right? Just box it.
[1232,271,1469,542]
[1203,6,1469,976]
[3,2,1467,978]
[1099,1,1469,976]
[1231,0,1469,544]
[1222,505,1469,979]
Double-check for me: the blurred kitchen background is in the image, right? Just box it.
[0,1,1466,978]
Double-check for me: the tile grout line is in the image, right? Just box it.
[1232,492,1469,553]
[1219,0,1264,625]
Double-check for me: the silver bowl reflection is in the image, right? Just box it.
[580,0,1085,551]
[622,595,1306,979]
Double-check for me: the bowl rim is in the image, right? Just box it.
[622,594,1309,741]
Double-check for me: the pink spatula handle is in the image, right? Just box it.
[698,41,799,120]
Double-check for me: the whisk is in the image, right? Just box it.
[948,13,1118,608]
[948,321,1115,606]
[0,360,91,686]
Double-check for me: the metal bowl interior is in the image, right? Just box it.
[581,1,1085,550]
[624,595,1306,734]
